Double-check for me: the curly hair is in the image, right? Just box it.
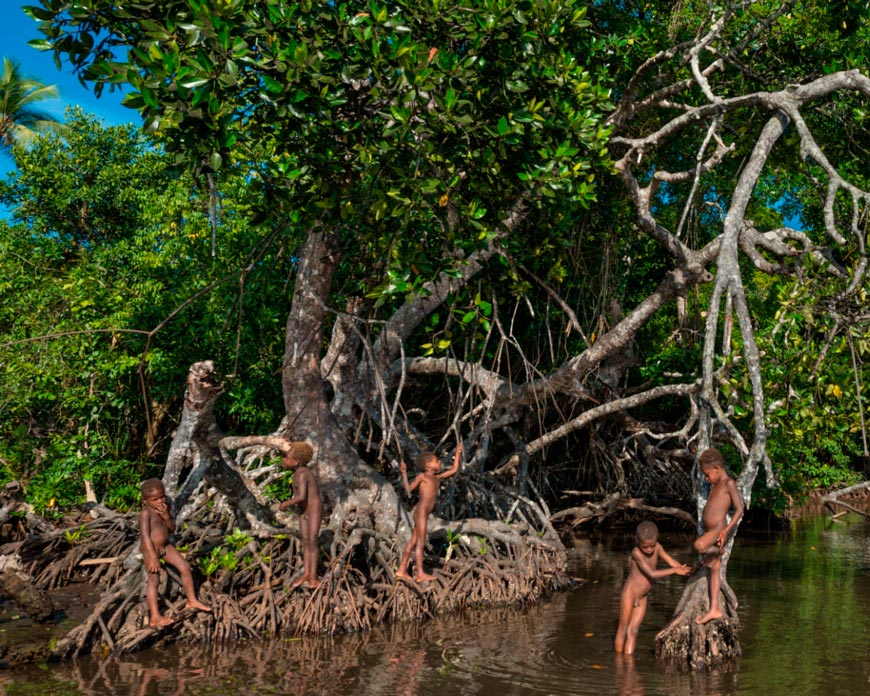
[287,441,314,465]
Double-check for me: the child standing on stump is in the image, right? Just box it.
[396,442,462,583]
[693,448,744,624]
[139,478,211,628]
[615,521,691,654]
[279,441,323,589]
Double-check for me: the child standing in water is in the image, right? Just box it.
[396,442,463,583]
[615,521,691,654]
[279,441,323,589]
[139,478,211,628]
[693,448,744,624]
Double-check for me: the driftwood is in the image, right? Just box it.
[550,493,696,529]
[821,480,870,518]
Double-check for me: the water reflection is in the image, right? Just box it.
[614,653,644,696]
[3,515,868,696]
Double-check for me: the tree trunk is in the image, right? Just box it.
[655,571,740,669]
[278,225,410,538]
[162,360,279,533]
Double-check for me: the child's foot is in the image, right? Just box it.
[414,572,436,583]
[149,615,174,629]
[395,571,413,583]
[695,609,724,624]
[186,599,212,613]
[291,575,311,589]
[306,579,320,590]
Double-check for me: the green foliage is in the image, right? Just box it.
[12,0,870,515]
[199,528,254,577]
[443,527,461,563]
[30,0,614,296]
[63,524,89,545]
[0,56,62,154]
[263,462,292,502]
[0,108,286,509]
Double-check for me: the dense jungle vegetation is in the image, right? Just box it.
[1,0,869,524]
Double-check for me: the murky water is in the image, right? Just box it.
[2,515,868,695]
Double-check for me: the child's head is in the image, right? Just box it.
[699,448,729,484]
[415,450,438,472]
[140,478,166,510]
[699,448,725,470]
[636,521,659,545]
[282,441,314,469]
[140,478,165,499]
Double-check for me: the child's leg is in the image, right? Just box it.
[623,596,647,655]
[164,545,211,612]
[302,510,321,588]
[614,586,634,652]
[696,555,723,624]
[396,528,418,579]
[412,510,435,582]
[145,570,173,628]
[291,513,318,589]
[693,528,721,555]
[397,504,423,580]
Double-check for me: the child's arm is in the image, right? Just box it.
[437,442,463,480]
[657,544,692,575]
[632,547,689,580]
[399,461,420,496]
[161,498,176,534]
[717,478,745,547]
[280,471,309,511]
[138,510,160,574]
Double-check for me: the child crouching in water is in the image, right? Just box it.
[614,521,691,654]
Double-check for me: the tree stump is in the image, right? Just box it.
[0,555,55,623]
[655,572,740,669]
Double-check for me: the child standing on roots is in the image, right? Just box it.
[614,521,691,654]
[139,478,211,628]
[279,441,323,590]
[396,442,463,583]
[693,447,744,624]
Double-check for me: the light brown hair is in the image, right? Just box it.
[287,441,314,465]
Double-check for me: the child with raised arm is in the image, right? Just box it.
[693,448,744,624]
[615,521,691,654]
[279,441,323,589]
[396,442,463,583]
[139,478,211,628]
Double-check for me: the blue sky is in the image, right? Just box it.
[2,4,134,127]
